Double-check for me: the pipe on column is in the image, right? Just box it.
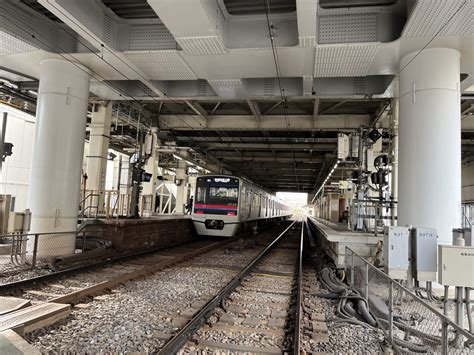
[398,48,461,245]
[27,59,90,257]
[390,98,399,226]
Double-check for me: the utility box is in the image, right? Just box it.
[349,134,359,158]
[438,245,474,287]
[337,133,350,161]
[0,195,11,235]
[452,228,472,246]
[383,226,410,279]
[411,228,438,282]
[9,209,31,233]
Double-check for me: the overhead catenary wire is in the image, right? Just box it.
[4,7,232,174]
[41,0,239,156]
[263,0,301,193]
[309,0,468,202]
[395,0,468,78]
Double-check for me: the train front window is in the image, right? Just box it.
[194,176,240,215]
[209,187,238,200]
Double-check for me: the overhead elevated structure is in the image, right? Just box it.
[0,0,473,259]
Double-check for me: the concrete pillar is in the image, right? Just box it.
[398,48,461,245]
[142,129,160,213]
[175,161,188,214]
[27,59,90,257]
[86,102,113,212]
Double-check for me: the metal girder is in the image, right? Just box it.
[209,102,221,115]
[371,99,391,127]
[230,161,324,168]
[159,114,371,130]
[313,99,320,118]
[262,101,282,116]
[247,99,261,118]
[319,101,348,115]
[462,103,474,116]
[203,142,336,150]
[217,156,327,162]
[185,100,208,119]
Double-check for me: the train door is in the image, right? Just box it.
[263,196,268,217]
[258,193,262,218]
[240,186,246,219]
[247,190,252,218]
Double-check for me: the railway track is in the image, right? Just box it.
[5,222,299,353]
[1,220,334,353]
[0,239,238,304]
[156,220,321,354]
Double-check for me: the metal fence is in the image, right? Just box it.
[345,247,474,354]
[0,231,101,275]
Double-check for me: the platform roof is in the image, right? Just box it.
[1,0,473,193]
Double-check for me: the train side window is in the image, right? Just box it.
[196,186,206,203]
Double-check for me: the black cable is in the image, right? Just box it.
[5,7,233,174]
[395,0,468,78]
[43,0,238,153]
[263,0,301,192]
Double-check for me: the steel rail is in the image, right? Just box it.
[293,221,305,354]
[0,238,237,294]
[158,220,298,354]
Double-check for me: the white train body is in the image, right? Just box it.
[192,175,292,237]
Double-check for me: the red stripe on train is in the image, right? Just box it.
[194,204,237,210]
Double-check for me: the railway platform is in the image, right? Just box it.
[0,330,40,355]
[308,217,383,267]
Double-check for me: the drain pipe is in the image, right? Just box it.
[454,230,465,334]
[390,98,399,226]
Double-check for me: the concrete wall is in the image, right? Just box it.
[0,104,35,212]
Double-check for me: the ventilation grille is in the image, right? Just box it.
[208,79,244,98]
[102,14,113,46]
[319,14,377,44]
[224,0,296,15]
[314,43,380,77]
[215,6,226,39]
[125,51,197,80]
[353,77,366,95]
[196,80,207,96]
[264,78,275,96]
[299,36,317,47]
[402,0,473,38]
[176,36,226,56]
[0,32,38,56]
[209,79,242,87]
[129,24,176,50]
[0,1,42,55]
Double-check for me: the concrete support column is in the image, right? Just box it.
[86,102,113,212]
[175,161,188,214]
[27,59,90,257]
[399,48,461,245]
[142,129,160,212]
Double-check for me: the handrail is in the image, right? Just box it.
[0,230,80,239]
[462,207,472,228]
[346,246,474,342]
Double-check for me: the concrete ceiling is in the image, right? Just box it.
[0,0,473,193]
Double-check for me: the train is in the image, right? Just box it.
[192,175,292,237]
